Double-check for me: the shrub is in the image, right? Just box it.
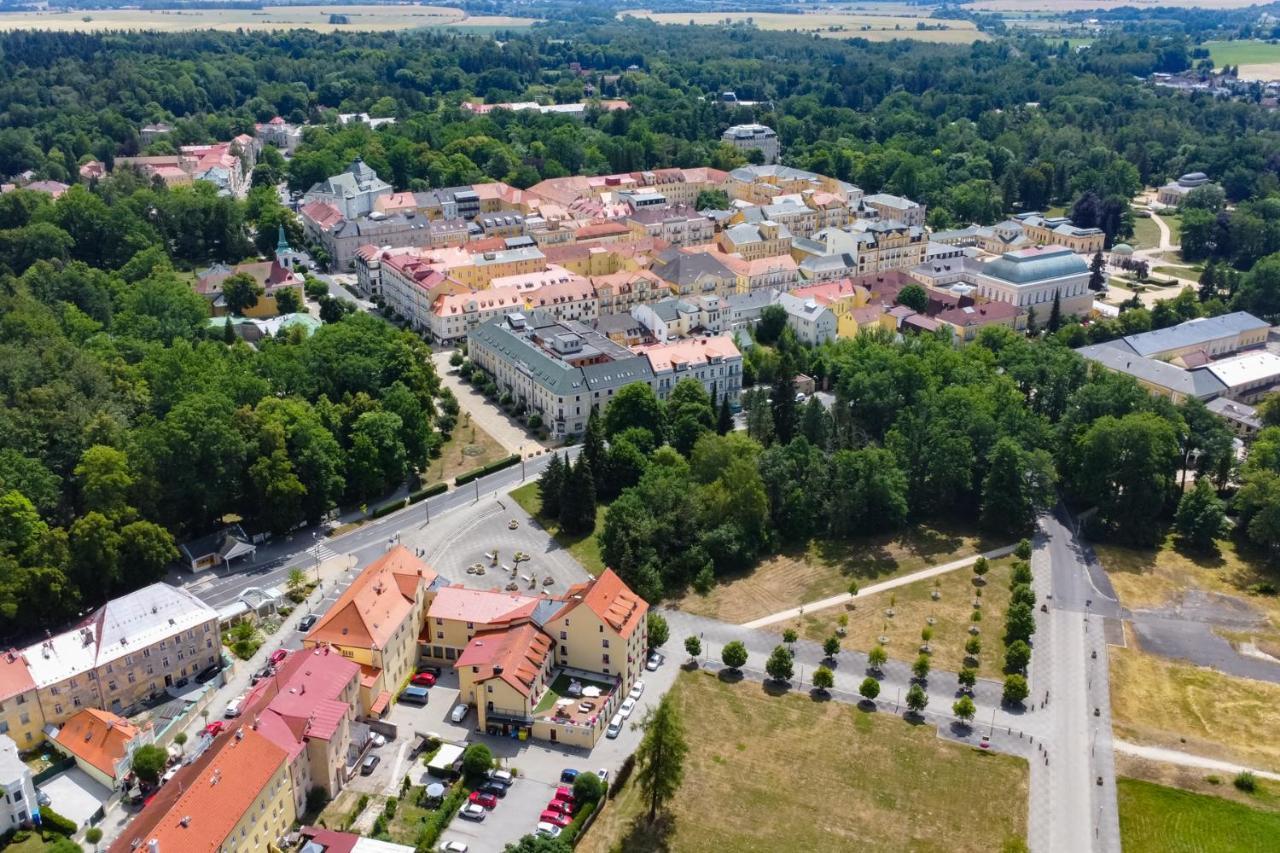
[1014,538,1032,560]
[416,782,467,850]
[383,796,397,818]
[528,413,543,430]
[1002,674,1029,705]
[610,753,636,798]
[573,771,605,804]
[39,807,77,836]
[454,454,521,485]
[408,482,448,504]
[563,798,596,844]
[1234,771,1257,793]
[369,498,406,519]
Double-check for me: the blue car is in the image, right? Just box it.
[559,768,579,784]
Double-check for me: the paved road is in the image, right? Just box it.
[740,542,1017,630]
[1128,612,1280,684]
[1114,740,1280,781]
[1029,510,1121,853]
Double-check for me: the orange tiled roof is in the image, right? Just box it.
[455,623,552,697]
[305,546,435,651]
[560,568,647,639]
[54,708,140,780]
[0,649,34,703]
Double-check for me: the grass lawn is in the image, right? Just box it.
[1118,777,1280,853]
[773,557,1014,676]
[510,481,607,576]
[1206,39,1280,68]
[1110,624,1280,772]
[421,414,506,487]
[0,831,79,852]
[579,669,1028,853]
[673,520,1003,624]
[387,787,446,845]
[317,788,365,832]
[1153,265,1201,282]
[1130,215,1162,250]
[533,671,615,715]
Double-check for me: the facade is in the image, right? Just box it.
[468,313,655,438]
[0,651,40,750]
[860,193,926,227]
[912,246,1095,320]
[625,205,714,247]
[590,269,668,315]
[775,293,837,345]
[721,124,780,164]
[792,220,927,279]
[0,734,36,831]
[303,158,392,220]
[935,301,1023,341]
[790,279,874,338]
[303,547,438,715]
[424,268,596,344]
[725,165,862,208]
[1017,213,1105,255]
[650,248,738,298]
[632,295,723,342]
[637,335,743,402]
[23,584,221,738]
[717,220,792,261]
[255,116,303,154]
[301,206,438,272]
[1207,398,1262,438]
[1157,172,1214,207]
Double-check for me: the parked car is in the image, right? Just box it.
[202,721,225,737]
[595,769,609,784]
[419,665,443,677]
[450,703,469,724]
[369,733,387,748]
[399,686,430,706]
[619,698,637,719]
[468,791,498,809]
[534,822,561,839]
[606,714,623,739]
[250,666,273,685]
[194,664,222,684]
[412,672,437,687]
[553,786,575,804]
[646,652,663,671]
[224,696,246,718]
[629,680,645,701]
[487,769,514,786]
[559,768,579,784]
[545,799,573,817]
[439,843,468,853]
[458,803,487,822]
[269,649,288,665]
[35,789,49,807]
[539,810,572,828]
[478,782,507,799]
[360,754,380,776]
[297,614,318,631]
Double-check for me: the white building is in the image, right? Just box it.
[912,246,1095,320]
[0,734,36,830]
[302,158,392,220]
[775,292,837,345]
[721,124,780,164]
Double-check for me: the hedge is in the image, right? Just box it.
[416,782,468,850]
[369,498,407,519]
[38,806,77,836]
[408,482,448,504]
[563,799,596,845]
[454,453,520,485]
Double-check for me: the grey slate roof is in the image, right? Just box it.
[1119,312,1270,358]
[1076,343,1226,400]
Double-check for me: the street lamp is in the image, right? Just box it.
[520,444,526,481]
[311,532,321,581]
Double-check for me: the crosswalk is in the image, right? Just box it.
[309,542,339,563]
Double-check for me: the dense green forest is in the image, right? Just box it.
[2,20,1280,633]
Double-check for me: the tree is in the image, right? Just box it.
[812,665,834,692]
[952,695,976,725]
[503,836,572,853]
[823,636,840,660]
[461,742,493,782]
[980,438,1057,535]
[905,683,929,715]
[1071,412,1180,545]
[173,732,188,754]
[684,635,701,661]
[74,445,134,518]
[1199,260,1218,303]
[1088,251,1107,292]
[1005,602,1037,645]
[537,453,565,520]
[859,677,881,703]
[287,567,307,596]
[1002,674,1029,705]
[965,635,982,657]
[1047,290,1062,333]
[1174,477,1227,550]
[559,453,597,535]
[957,667,977,692]
[634,695,688,821]
[770,357,798,446]
[604,383,665,441]
[755,304,787,345]
[131,744,168,785]
[274,287,302,314]
[1005,639,1032,673]
[911,653,931,681]
[85,827,103,849]
[973,556,989,578]
[222,272,263,315]
[721,640,748,671]
[897,283,928,312]
[582,408,607,490]
[647,612,669,650]
[116,521,178,590]
[765,644,794,683]
[572,771,605,804]
[868,645,887,672]
[1015,539,1032,560]
[717,395,733,436]
[782,628,798,647]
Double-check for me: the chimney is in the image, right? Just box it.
[148,840,159,853]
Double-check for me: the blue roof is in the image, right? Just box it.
[984,246,1087,284]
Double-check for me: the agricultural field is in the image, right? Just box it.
[969,0,1260,9]
[619,9,989,44]
[0,5,537,33]
[1204,40,1280,82]
[1118,777,1280,853]
[579,669,1028,853]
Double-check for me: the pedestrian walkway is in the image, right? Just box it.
[430,351,551,453]
[739,542,1017,629]
[1114,740,1280,781]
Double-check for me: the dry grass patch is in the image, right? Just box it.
[0,6,536,32]
[775,557,1014,676]
[1116,753,1280,811]
[579,669,1028,853]
[621,10,988,43]
[674,521,1000,624]
[421,414,506,487]
[1110,623,1280,773]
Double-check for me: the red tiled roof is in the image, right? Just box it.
[54,709,140,780]
[0,650,34,703]
[455,623,552,697]
[305,546,435,651]
[559,569,647,639]
[427,586,539,626]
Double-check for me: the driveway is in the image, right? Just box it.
[431,352,551,454]
[40,766,112,828]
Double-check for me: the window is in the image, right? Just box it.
[128,673,136,685]
[602,639,610,648]
[162,658,169,668]
[49,686,59,696]
[559,631,567,640]
[53,704,62,715]
[19,713,28,726]
[72,697,81,708]
[602,654,610,665]
[108,682,117,692]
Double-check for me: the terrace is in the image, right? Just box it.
[533,670,617,729]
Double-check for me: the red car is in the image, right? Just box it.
[269,649,288,665]
[539,810,572,828]
[553,786,575,804]
[202,721,225,737]
[545,799,573,816]
[468,791,498,809]
[411,672,436,687]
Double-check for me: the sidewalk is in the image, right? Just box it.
[740,542,1017,629]
[431,351,551,454]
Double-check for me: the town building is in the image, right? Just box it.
[775,292,837,345]
[303,158,392,220]
[1157,172,1215,207]
[1016,212,1106,255]
[425,268,597,345]
[631,295,724,342]
[0,734,36,831]
[636,335,743,402]
[303,546,438,716]
[717,220,792,261]
[935,300,1023,341]
[590,269,668,315]
[196,255,304,319]
[300,203,439,272]
[1100,311,1270,362]
[255,116,304,154]
[624,205,715,246]
[790,279,874,338]
[299,827,417,853]
[792,220,928,279]
[51,708,153,789]
[721,124,780,164]
[725,165,861,208]
[1207,398,1263,439]
[23,584,221,738]
[860,193,926,227]
[139,122,173,146]
[178,525,257,573]
[1075,342,1227,403]
[468,313,655,438]
[0,650,41,749]
[180,135,258,198]
[650,248,738,298]
[911,246,1095,320]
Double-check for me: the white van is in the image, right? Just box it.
[606,713,623,739]
[450,703,469,724]
[224,695,246,718]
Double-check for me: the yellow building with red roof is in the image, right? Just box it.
[0,649,40,750]
[52,708,152,788]
[302,546,437,716]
